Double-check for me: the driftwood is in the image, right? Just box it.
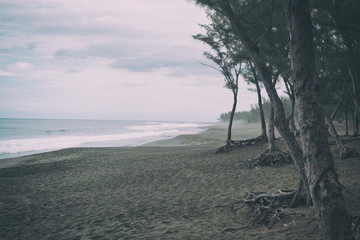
[216,136,267,154]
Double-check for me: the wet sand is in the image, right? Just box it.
[0,122,359,239]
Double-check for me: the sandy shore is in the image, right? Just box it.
[1,122,359,239]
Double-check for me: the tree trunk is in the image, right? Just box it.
[288,96,297,136]
[227,88,238,146]
[333,0,360,135]
[330,89,346,120]
[285,1,354,239]
[220,0,311,204]
[284,77,298,136]
[324,113,347,159]
[268,105,276,152]
[253,60,310,204]
[255,77,268,140]
[251,61,268,140]
[345,108,349,136]
[354,109,360,136]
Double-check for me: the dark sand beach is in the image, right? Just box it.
[1,122,359,239]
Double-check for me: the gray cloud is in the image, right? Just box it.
[0,0,255,121]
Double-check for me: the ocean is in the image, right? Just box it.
[0,118,212,160]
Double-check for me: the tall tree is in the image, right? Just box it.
[332,0,360,136]
[190,0,310,206]
[193,12,243,147]
[285,0,353,239]
[190,0,355,238]
[247,61,267,140]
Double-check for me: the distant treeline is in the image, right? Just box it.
[219,97,294,123]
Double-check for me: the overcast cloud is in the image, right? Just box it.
[0,0,259,121]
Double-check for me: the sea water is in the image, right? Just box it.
[0,118,212,160]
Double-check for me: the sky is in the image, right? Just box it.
[0,0,260,122]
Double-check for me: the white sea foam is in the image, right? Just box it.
[127,122,210,131]
[0,119,213,160]
[0,130,182,155]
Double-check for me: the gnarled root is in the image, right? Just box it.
[216,135,267,154]
[340,148,360,159]
[229,189,307,230]
[237,149,292,168]
[329,136,360,160]
[352,215,360,233]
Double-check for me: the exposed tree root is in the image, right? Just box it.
[329,136,360,159]
[237,149,292,168]
[216,135,267,154]
[340,148,360,159]
[223,188,360,232]
[352,215,360,233]
[225,189,306,230]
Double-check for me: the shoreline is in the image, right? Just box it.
[0,119,215,163]
[0,121,359,239]
[0,120,247,169]
[0,121,221,169]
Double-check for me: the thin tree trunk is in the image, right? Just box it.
[227,89,238,145]
[324,113,347,159]
[254,60,310,205]
[354,108,360,136]
[345,108,349,136]
[285,1,353,239]
[283,77,298,135]
[220,0,311,205]
[330,89,346,120]
[288,94,297,136]
[348,70,360,136]
[253,71,267,140]
[268,105,276,153]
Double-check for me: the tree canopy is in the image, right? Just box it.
[190,0,359,238]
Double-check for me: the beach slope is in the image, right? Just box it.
[1,122,359,239]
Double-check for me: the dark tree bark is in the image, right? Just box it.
[332,0,360,136]
[268,103,276,153]
[227,86,238,146]
[250,61,268,140]
[216,0,311,203]
[284,78,298,136]
[330,89,347,120]
[324,112,347,159]
[354,108,360,136]
[345,108,349,136]
[253,59,310,205]
[284,0,354,239]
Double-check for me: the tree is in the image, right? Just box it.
[190,0,355,238]
[190,0,310,210]
[245,61,267,140]
[193,12,243,147]
[285,0,353,239]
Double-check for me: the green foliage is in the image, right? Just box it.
[192,0,360,131]
[219,97,294,123]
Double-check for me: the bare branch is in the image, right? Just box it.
[194,59,221,73]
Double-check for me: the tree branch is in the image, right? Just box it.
[254,0,274,46]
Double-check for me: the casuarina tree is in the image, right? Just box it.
[189,0,355,238]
